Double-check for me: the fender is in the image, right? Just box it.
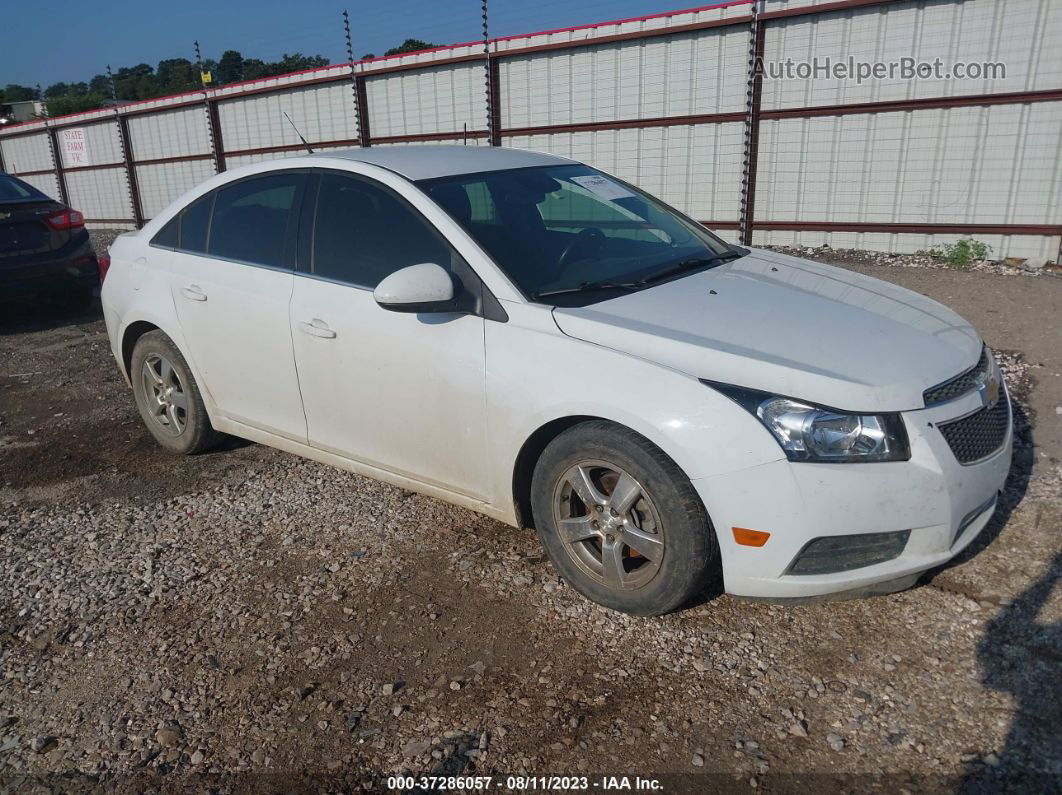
[484,303,785,517]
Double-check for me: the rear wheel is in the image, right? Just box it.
[531,420,718,616]
[130,330,222,455]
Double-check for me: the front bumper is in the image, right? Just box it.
[693,387,1013,599]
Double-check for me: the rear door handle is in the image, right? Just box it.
[180,285,207,302]
[299,319,336,339]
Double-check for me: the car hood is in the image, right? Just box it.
[551,249,982,412]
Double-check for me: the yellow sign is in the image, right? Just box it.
[201,71,213,84]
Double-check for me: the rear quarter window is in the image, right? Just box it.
[208,173,304,269]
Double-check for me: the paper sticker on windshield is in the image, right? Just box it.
[570,175,636,201]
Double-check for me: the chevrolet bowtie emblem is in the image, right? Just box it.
[978,372,1001,410]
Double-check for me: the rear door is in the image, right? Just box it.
[168,172,309,442]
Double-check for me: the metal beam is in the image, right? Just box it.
[46,127,69,206]
[117,114,144,228]
[738,1,765,246]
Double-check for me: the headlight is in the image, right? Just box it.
[704,382,910,463]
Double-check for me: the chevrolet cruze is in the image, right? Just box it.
[101,146,1012,615]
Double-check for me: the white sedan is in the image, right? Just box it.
[101,146,1012,615]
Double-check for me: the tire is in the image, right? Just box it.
[130,330,223,455]
[531,420,718,616]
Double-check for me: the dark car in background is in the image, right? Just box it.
[0,173,102,308]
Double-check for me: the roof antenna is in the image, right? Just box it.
[283,111,314,154]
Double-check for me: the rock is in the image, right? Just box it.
[190,749,205,765]
[31,736,57,753]
[827,733,845,751]
[983,752,1001,767]
[381,683,396,696]
[1023,257,1046,272]
[449,681,462,691]
[788,721,809,738]
[155,726,182,747]
[403,740,431,757]
[691,753,705,767]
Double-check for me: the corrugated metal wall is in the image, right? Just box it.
[1,0,1059,260]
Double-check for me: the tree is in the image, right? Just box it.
[384,38,437,56]
[217,50,244,84]
[156,58,195,93]
[3,84,36,102]
[46,92,107,116]
[275,53,328,72]
[240,58,271,81]
[361,52,376,60]
[88,74,110,95]
[7,48,332,116]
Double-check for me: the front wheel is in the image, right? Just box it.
[530,421,718,616]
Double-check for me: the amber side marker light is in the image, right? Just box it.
[733,527,771,547]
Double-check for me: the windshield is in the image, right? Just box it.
[419,164,734,304]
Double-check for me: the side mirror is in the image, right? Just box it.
[373,263,457,313]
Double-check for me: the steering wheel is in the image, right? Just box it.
[557,228,606,271]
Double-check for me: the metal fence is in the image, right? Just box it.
[2,0,1060,261]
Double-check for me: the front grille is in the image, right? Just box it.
[937,394,1010,464]
[924,348,990,406]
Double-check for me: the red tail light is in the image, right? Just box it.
[45,208,85,230]
[98,251,112,283]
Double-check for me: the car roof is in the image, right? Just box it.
[307,145,575,180]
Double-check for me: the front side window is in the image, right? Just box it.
[311,172,455,289]
[420,165,733,304]
[208,173,305,268]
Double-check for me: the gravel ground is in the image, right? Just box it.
[765,245,1062,278]
[1,234,1060,792]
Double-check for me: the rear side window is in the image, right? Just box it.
[312,173,453,288]
[151,193,212,252]
[180,194,213,254]
[152,215,179,248]
[208,173,304,269]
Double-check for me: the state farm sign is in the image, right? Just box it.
[60,128,91,166]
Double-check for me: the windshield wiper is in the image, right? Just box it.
[531,280,640,300]
[636,251,743,286]
[531,249,745,301]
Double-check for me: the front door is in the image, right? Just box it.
[289,171,489,499]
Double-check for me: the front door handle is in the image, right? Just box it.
[180,285,207,302]
[299,319,336,339]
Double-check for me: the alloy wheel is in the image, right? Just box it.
[552,460,664,590]
[141,353,188,437]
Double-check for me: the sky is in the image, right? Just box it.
[1,0,712,89]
